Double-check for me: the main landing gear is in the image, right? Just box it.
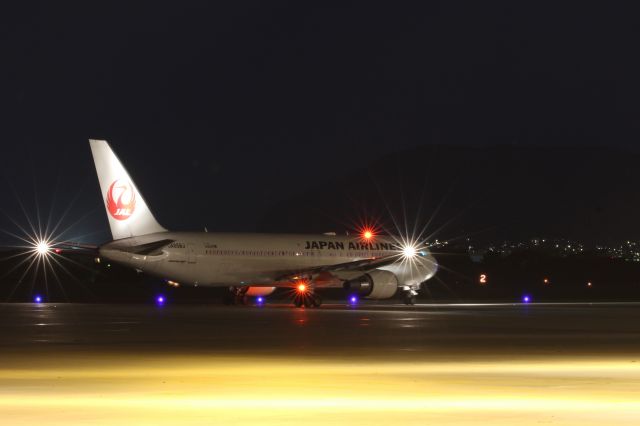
[293,290,322,308]
[223,286,249,305]
[223,285,324,308]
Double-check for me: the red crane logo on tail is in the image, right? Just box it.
[106,179,136,220]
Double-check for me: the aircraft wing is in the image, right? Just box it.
[54,241,100,254]
[55,239,175,256]
[275,253,401,283]
[114,239,175,256]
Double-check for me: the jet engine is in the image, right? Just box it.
[244,287,276,297]
[343,270,398,299]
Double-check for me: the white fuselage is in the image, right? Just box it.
[99,232,437,288]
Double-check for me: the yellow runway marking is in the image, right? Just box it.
[1,355,640,424]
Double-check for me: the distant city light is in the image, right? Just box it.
[587,282,593,287]
[543,278,549,284]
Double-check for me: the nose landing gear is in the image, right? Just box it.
[403,293,417,305]
[402,286,419,305]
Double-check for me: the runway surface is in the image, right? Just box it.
[1,302,640,425]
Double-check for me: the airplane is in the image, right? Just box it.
[89,139,438,307]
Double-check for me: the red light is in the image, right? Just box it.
[54,248,62,254]
[360,227,376,241]
[297,283,307,292]
[355,222,380,243]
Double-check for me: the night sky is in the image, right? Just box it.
[0,2,638,244]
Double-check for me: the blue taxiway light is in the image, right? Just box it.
[522,295,531,303]
[34,295,42,303]
[257,297,264,304]
[349,296,358,304]
[156,296,165,305]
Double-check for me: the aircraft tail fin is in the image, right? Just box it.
[89,139,167,240]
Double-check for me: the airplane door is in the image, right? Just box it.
[187,244,196,264]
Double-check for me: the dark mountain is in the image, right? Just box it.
[258,144,640,245]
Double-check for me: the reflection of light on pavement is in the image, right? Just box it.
[1,355,639,425]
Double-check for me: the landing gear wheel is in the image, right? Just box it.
[223,293,235,305]
[224,286,251,306]
[312,293,322,307]
[404,295,416,305]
